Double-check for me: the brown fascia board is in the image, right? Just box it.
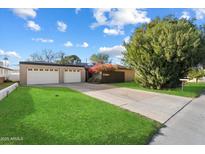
[19,61,85,68]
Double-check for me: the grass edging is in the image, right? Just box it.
[112,82,205,98]
[0,82,18,101]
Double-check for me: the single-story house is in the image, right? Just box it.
[20,61,86,85]
[20,61,135,85]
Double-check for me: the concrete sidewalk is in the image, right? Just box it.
[150,93,205,144]
[57,83,191,123]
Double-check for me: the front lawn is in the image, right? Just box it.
[113,82,205,98]
[0,86,160,145]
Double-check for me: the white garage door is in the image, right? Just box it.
[64,69,81,83]
[27,68,59,85]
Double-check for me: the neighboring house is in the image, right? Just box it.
[19,61,86,85]
[0,66,19,83]
[188,77,205,82]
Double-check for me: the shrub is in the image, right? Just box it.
[88,64,117,74]
[188,68,205,83]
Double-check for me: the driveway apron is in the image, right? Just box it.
[150,93,205,144]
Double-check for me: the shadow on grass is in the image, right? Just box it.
[0,87,65,145]
[39,83,118,93]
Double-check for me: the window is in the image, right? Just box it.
[40,69,43,71]
[34,69,38,71]
[77,70,80,72]
[28,68,32,71]
[50,69,53,71]
[65,69,68,72]
[69,70,72,72]
[55,69,58,71]
[73,70,76,72]
[45,69,49,71]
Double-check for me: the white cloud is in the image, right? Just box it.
[103,28,124,35]
[57,21,67,32]
[11,9,40,32]
[11,8,37,19]
[99,45,126,57]
[32,38,54,43]
[91,8,150,36]
[64,41,73,47]
[180,11,191,20]
[109,9,151,27]
[124,36,130,44]
[0,49,21,59]
[81,42,89,48]
[75,8,81,14]
[193,9,205,20]
[27,20,41,31]
[91,8,111,28]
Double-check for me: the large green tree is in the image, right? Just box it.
[199,25,205,68]
[90,53,110,64]
[57,55,81,64]
[123,17,205,89]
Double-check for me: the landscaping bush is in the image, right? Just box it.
[88,64,117,74]
[88,64,117,83]
[123,16,205,89]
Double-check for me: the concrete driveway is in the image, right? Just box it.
[56,83,192,123]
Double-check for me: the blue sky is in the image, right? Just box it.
[0,8,205,68]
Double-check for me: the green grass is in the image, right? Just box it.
[113,81,205,98]
[0,82,16,90]
[0,86,160,145]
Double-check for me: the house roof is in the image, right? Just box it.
[19,61,86,68]
[115,64,133,70]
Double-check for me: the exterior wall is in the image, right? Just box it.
[116,69,135,82]
[20,64,27,85]
[0,77,5,83]
[0,68,3,77]
[188,77,205,83]
[59,68,64,84]
[81,69,86,82]
[8,73,19,81]
[20,64,86,85]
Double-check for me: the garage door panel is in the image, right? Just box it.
[27,70,59,85]
[64,72,81,83]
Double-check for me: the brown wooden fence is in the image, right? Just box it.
[101,71,124,83]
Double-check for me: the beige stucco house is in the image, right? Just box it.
[20,61,86,85]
